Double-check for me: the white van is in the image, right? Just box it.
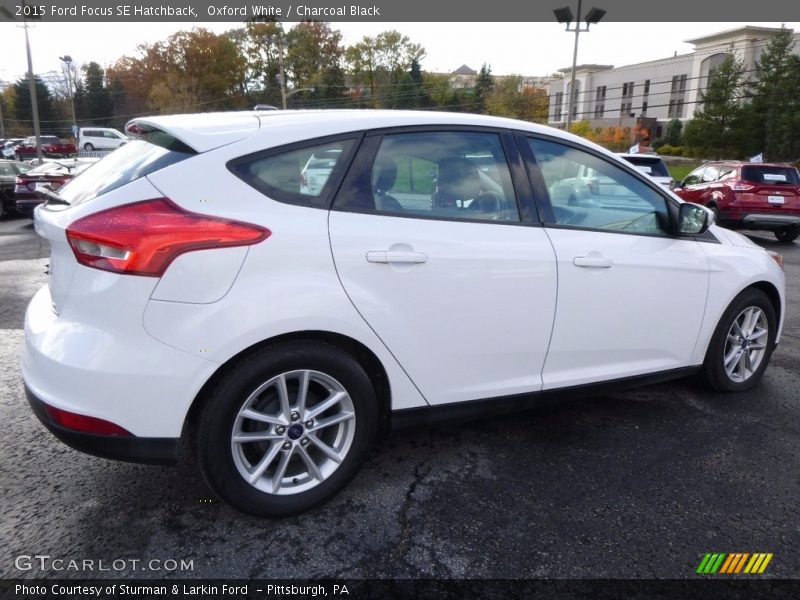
[78,127,128,151]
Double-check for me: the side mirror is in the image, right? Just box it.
[678,202,711,235]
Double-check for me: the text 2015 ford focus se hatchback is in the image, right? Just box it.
[23,111,785,516]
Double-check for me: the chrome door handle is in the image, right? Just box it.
[573,256,612,268]
[366,251,428,264]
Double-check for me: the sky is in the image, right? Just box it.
[1,21,799,86]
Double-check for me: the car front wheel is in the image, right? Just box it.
[84,143,94,151]
[702,288,776,392]
[195,341,377,517]
[774,227,799,244]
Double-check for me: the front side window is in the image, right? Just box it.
[682,167,706,186]
[527,137,670,236]
[334,131,520,223]
[229,139,354,208]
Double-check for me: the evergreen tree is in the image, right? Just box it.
[82,62,113,123]
[12,75,55,129]
[474,63,494,113]
[743,27,800,160]
[683,54,744,158]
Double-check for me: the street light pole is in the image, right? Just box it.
[554,2,606,132]
[566,0,582,131]
[59,55,78,143]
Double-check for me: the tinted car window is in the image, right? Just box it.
[621,155,669,177]
[335,131,520,223]
[229,140,354,208]
[40,136,61,144]
[59,136,195,205]
[528,137,670,236]
[741,165,800,185]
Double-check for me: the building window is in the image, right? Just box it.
[643,79,650,95]
[642,101,648,116]
[669,74,688,118]
[594,85,606,118]
[554,92,563,121]
[620,81,634,117]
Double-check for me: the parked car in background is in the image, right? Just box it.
[617,153,673,189]
[673,161,800,243]
[0,159,33,217]
[78,127,128,151]
[1,139,24,159]
[300,148,342,195]
[23,111,785,517]
[14,136,77,161]
[14,158,98,216]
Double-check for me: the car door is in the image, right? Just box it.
[674,166,707,203]
[329,129,558,406]
[521,135,710,389]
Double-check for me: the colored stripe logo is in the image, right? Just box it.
[697,553,773,574]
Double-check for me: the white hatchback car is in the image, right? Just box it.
[23,111,785,516]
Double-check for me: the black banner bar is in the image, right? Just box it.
[1,0,800,22]
[2,579,800,600]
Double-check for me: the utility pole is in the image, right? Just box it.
[23,16,43,163]
[277,40,287,110]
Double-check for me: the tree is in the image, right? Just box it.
[143,28,247,114]
[12,75,55,129]
[345,30,426,107]
[286,21,345,105]
[82,62,113,123]
[683,53,744,158]
[485,77,549,122]
[474,64,494,113]
[664,118,683,146]
[742,27,800,161]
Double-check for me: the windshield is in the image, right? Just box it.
[59,136,195,205]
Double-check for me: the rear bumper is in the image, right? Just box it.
[721,213,800,231]
[22,283,219,440]
[26,385,179,464]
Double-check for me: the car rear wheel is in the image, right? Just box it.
[774,227,799,244]
[195,341,377,517]
[83,143,94,151]
[702,288,776,392]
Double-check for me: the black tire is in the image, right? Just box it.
[195,341,377,517]
[702,288,776,392]
[774,227,799,244]
[84,143,94,151]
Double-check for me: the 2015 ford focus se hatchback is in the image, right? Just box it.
[22,111,785,517]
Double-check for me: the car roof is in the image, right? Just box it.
[702,161,796,168]
[132,109,610,156]
[616,153,664,160]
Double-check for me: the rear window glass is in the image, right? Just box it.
[622,156,669,177]
[228,139,354,208]
[741,165,800,185]
[58,137,195,205]
[40,136,61,144]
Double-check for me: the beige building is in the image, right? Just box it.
[548,26,800,137]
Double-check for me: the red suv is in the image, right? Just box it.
[673,162,800,243]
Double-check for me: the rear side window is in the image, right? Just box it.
[228,139,355,208]
[58,135,196,205]
[741,165,800,185]
[623,156,669,177]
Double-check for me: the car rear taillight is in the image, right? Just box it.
[45,404,132,436]
[732,181,756,192]
[66,198,270,277]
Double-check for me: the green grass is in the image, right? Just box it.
[667,163,700,183]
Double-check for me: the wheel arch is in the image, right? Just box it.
[749,280,782,328]
[182,330,392,445]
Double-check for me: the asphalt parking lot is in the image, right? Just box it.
[0,213,798,580]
